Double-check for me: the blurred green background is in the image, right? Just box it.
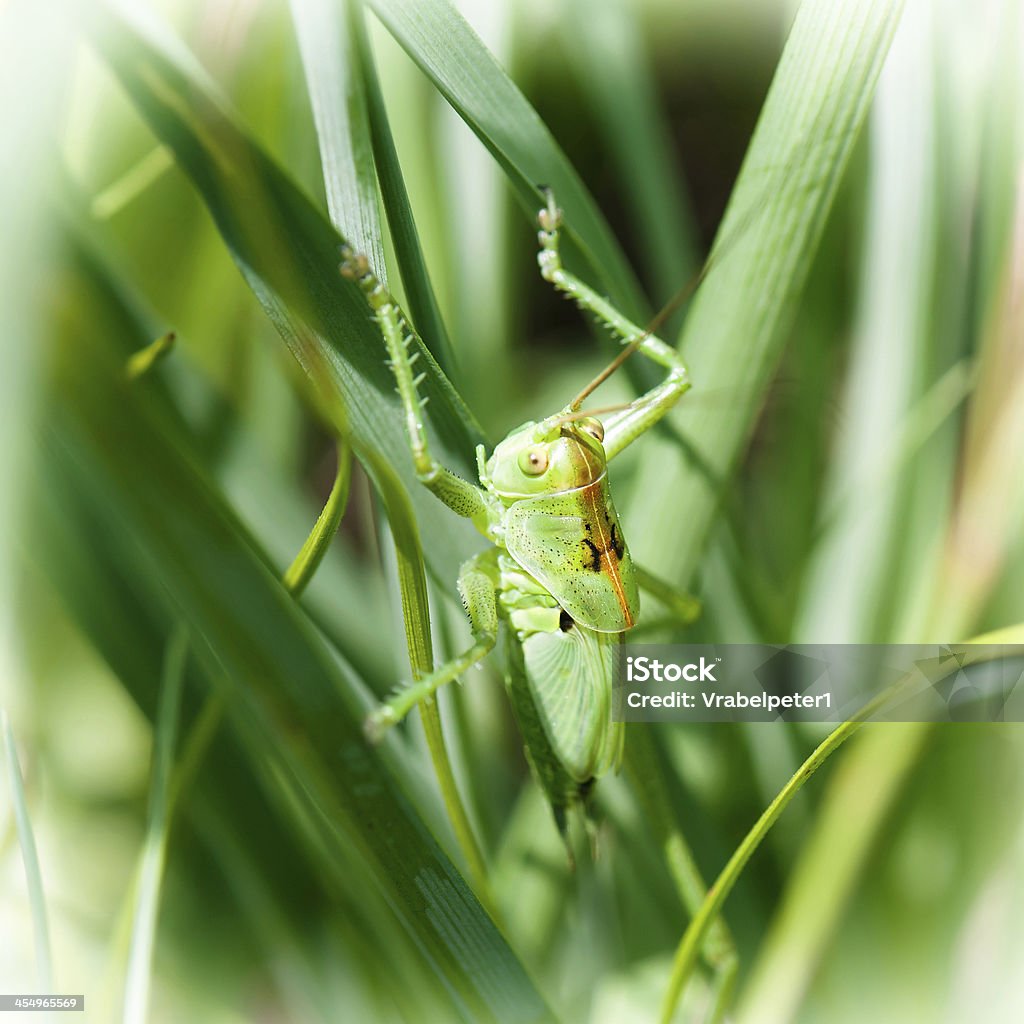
[2,0,1023,1021]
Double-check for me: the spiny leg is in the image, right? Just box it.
[535,191,691,461]
[365,552,500,741]
[340,248,487,519]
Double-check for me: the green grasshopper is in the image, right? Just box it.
[343,190,696,832]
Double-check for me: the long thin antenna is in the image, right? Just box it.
[566,235,724,411]
[569,342,643,411]
[549,402,634,429]
[567,187,767,412]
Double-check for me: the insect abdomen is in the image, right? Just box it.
[521,625,623,782]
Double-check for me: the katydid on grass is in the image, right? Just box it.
[343,190,699,835]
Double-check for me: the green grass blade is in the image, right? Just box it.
[289,0,386,277]
[626,0,906,587]
[659,697,896,1024]
[734,724,928,1024]
[361,442,495,910]
[796,1,943,644]
[92,2,482,583]
[365,0,649,321]
[562,0,699,312]
[624,728,737,977]
[281,441,352,597]
[289,0,458,377]
[1,713,53,992]
[292,0,387,276]
[122,623,187,1024]
[351,0,459,378]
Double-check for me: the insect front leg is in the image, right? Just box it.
[340,249,488,520]
[365,551,500,741]
[535,192,691,461]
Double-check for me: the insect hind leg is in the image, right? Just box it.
[365,552,499,741]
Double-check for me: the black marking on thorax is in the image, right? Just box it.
[581,537,602,572]
[580,521,624,572]
[610,522,624,558]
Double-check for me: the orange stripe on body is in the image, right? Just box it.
[579,479,635,629]
[600,550,634,628]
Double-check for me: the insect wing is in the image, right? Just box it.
[504,475,639,632]
[522,627,623,782]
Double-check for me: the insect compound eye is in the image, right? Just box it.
[578,417,605,443]
[518,446,549,476]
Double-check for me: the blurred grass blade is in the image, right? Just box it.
[927,174,1024,637]
[814,358,975,543]
[1,712,53,991]
[626,0,906,585]
[0,17,60,996]
[796,0,942,644]
[972,624,1024,645]
[624,728,738,989]
[38,239,551,1023]
[92,2,482,583]
[125,330,176,380]
[563,0,699,314]
[90,145,174,219]
[281,441,351,597]
[123,624,187,1024]
[734,724,928,1024]
[365,0,649,321]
